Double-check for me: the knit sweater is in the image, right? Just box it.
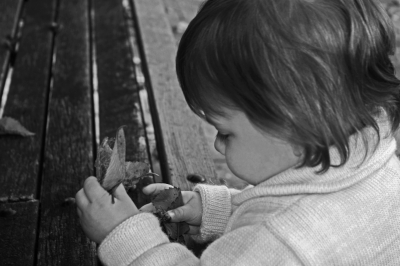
[98,119,400,265]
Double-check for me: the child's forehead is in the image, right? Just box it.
[204,115,222,126]
[203,108,238,125]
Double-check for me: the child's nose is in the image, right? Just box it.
[214,137,226,155]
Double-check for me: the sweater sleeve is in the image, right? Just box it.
[98,213,198,266]
[191,184,240,243]
[98,212,302,266]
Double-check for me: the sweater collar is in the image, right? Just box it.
[232,115,396,206]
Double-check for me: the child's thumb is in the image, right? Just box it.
[167,207,187,223]
[113,183,129,201]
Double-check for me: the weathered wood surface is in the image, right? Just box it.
[0,0,22,94]
[93,0,151,208]
[0,201,39,266]
[0,0,56,199]
[0,0,219,263]
[132,0,218,190]
[0,0,56,264]
[36,0,96,265]
[162,0,201,42]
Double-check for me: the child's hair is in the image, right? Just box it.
[176,0,400,172]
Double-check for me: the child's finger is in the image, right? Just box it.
[181,191,195,205]
[139,203,156,213]
[167,206,192,223]
[76,206,83,217]
[83,176,108,202]
[112,183,130,201]
[142,183,173,196]
[188,225,200,235]
[75,188,89,209]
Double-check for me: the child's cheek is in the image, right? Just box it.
[225,149,246,178]
[214,138,222,155]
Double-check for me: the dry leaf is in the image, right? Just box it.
[102,127,126,191]
[152,187,180,211]
[96,137,113,185]
[0,117,35,136]
[152,187,190,243]
[95,127,156,200]
[124,161,150,188]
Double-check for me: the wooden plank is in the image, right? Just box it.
[0,0,23,93]
[0,201,39,266]
[163,0,183,35]
[0,0,55,263]
[162,0,200,27]
[36,0,96,265]
[162,0,202,42]
[132,0,218,190]
[0,0,56,198]
[175,0,202,21]
[93,0,151,207]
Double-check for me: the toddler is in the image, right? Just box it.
[75,0,400,265]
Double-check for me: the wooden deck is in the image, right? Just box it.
[0,0,217,265]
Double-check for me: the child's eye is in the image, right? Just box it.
[216,132,229,142]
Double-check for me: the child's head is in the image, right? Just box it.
[176,0,400,173]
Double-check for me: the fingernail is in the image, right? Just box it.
[167,211,175,219]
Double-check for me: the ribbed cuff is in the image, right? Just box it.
[98,213,169,266]
[193,184,232,242]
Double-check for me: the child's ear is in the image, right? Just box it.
[291,144,303,158]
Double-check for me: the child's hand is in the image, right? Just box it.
[75,176,139,243]
[140,183,203,235]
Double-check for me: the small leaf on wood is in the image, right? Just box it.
[0,117,35,136]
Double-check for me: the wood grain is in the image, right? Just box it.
[36,0,96,265]
[132,0,218,190]
[0,0,55,263]
[0,0,56,199]
[93,0,151,208]
[0,201,39,266]
[161,0,202,43]
[0,0,22,94]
